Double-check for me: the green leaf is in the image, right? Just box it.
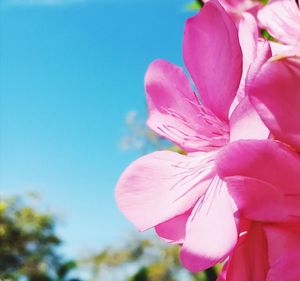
[260,0,269,5]
[261,29,276,42]
[185,0,203,11]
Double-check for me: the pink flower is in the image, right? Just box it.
[215,139,300,280]
[215,42,300,280]
[258,0,300,56]
[247,55,300,150]
[232,12,263,110]
[216,222,270,281]
[264,224,300,281]
[116,0,268,272]
[203,0,263,23]
[217,222,300,281]
[217,140,300,225]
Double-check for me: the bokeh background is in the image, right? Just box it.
[0,0,217,280]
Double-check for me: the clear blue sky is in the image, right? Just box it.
[0,0,194,258]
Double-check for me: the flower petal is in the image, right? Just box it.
[258,0,300,46]
[216,140,300,195]
[116,151,216,231]
[264,225,300,281]
[269,41,300,57]
[264,224,300,267]
[230,13,259,115]
[216,140,300,221]
[155,210,191,244]
[229,96,269,142]
[183,0,242,121]
[145,59,229,152]
[248,57,300,150]
[245,39,272,83]
[238,12,258,90]
[224,176,300,222]
[267,251,300,281]
[180,178,238,272]
[225,223,269,281]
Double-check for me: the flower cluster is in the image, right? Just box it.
[116,0,300,280]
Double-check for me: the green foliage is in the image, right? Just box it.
[260,0,269,5]
[0,194,81,281]
[186,0,204,11]
[81,237,219,281]
[129,267,149,281]
[261,29,276,42]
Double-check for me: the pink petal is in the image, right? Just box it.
[264,225,300,281]
[216,140,300,195]
[245,39,272,83]
[264,224,300,267]
[269,41,300,57]
[267,251,300,281]
[145,59,229,152]
[116,151,216,231]
[224,176,300,222]
[225,223,269,281]
[155,210,191,244]
[216,139,300,221]
[258,0,300,46]
[237,13,258,93]
[229,96,269,142]
[183,0,242,121]
[230,13,259,114]
[180,178,238,272]
[202,0,262,22]
[248,57,300,150]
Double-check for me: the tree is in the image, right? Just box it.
[81,236,220,281]
[0,193,82,281]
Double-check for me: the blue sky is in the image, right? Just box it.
[0,0,194,258]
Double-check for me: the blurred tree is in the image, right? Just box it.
[120,111,171,153]
[0,193,82,281]
[81,237,220,281]
[121,111,185,155]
